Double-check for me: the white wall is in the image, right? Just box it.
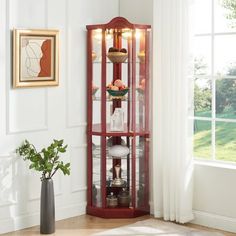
[192,162,236,232]
[119,0,236,233]
[0,0,118,234]
[119,0,153,25]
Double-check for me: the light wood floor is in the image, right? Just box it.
[2,214,236,236]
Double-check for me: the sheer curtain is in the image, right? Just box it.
[152,0,194,223]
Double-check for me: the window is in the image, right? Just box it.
[194,0,236,163]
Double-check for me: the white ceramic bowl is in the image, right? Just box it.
[108,145,129,158]
[107,137,126,147]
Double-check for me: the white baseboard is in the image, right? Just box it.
[149,201,154,215]
[0,202,86,235]
[192,210,236,233]
[56,201,86,221]
[149,201,236,233]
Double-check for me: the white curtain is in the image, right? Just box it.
[152,0,194,223]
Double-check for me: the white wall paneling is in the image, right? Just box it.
[193,210,236,233]
[0,155,17,207]
[66,0,89,127]
[0,0,119,234]
[70,146,87,193]
[66,0,119,128]
[7,0,49,134]
[7,89,48,134]
[0,0,7,138]
[10,0,47,28]
[191,163,236,232]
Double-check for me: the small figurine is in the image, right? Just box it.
[110,108,124,131]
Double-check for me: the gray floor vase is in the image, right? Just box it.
[40,178,55,234]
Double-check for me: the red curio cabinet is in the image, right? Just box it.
[86,17,151,218]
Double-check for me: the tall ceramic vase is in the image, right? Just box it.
[40,178,55,234]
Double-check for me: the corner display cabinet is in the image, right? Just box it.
[86,17,151,218]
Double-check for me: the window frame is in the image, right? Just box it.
[194,0,236,164]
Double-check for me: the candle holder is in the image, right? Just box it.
[112,164,124,186]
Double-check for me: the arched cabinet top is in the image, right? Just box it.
[86,17,151,30]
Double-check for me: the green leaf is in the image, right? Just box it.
[58,147,65,153]
[65,163,70,168]
[16,139,70,178]
[29,163,35,169]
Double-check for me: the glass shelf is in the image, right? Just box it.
[93,96,129,102]
[93,61,144,64]
[92,96,144,102]
[91,124,149,136]
[92,154,144,159]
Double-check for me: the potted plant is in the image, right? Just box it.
[16,139,70,234]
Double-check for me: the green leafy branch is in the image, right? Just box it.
[16,139,70,180]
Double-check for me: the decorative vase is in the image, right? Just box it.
[118,188,130,207]
[112,164,124,186]
[106,192,118,208]
[40,178,55,234]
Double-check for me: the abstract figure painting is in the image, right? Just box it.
[13,29,59,88]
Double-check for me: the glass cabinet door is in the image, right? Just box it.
[92,136,102,207]
[91,29,102,132]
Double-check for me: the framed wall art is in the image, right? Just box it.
[13,29,59,88]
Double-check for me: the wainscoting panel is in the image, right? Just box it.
[8,89,48,134]
[66,0,87,128]
[70,146,87,193]
[0,155,17,207]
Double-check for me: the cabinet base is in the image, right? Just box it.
[86,206,149,218]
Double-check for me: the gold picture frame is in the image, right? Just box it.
[13,29,59,88]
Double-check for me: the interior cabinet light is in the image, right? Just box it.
[122,31,132,39]
[106,33,113,40]
[135,30,141,39]
[122,30,142,39]
[94,29,113,41]
[94,28,102,40]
